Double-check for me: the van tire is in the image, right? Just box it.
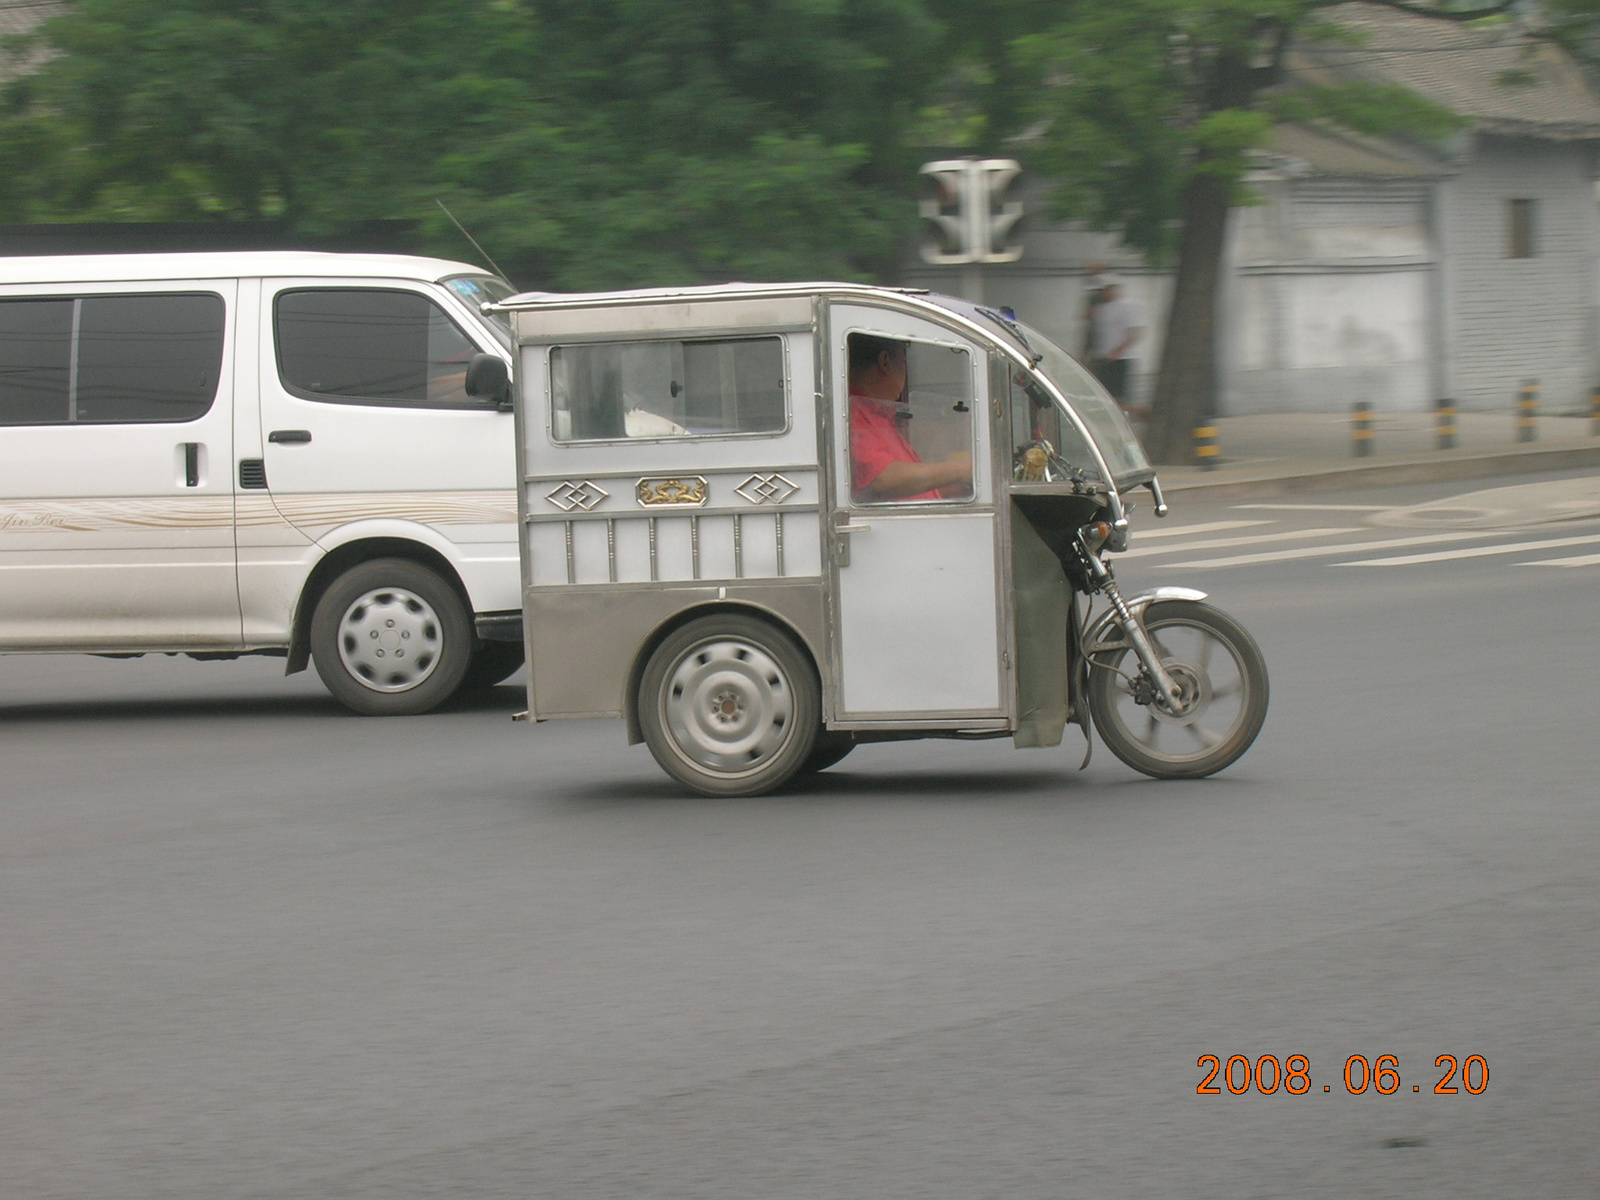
[460,641,525,691]
[310,559,472,716]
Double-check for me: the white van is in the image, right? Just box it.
[0,250,524,714]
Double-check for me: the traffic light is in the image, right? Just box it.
[918,159,1024,265]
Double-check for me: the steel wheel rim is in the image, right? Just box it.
[336,586,444,694]
[660,637,796,777]
[1104,620,1249,765]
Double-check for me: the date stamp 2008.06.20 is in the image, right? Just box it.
[1197,1054,1489,1096]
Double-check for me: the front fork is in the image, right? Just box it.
[1076,528,1185,710]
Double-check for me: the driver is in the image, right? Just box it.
[848,334,972,502]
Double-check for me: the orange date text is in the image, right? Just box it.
[1196,1054,1488,1096]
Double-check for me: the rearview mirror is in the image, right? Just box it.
[465,353,511,408]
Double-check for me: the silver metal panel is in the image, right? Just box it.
[696,515,739,580]
[526,580,828,720]
[512,296,814,341]
[654,516,696,581]
[739,513,781,578]
[520,467,826,586]
[527,521,569,587]
[571,519,610,586]
[524,466,821,518]
[834,512,1005,717]
[613,517,653,584]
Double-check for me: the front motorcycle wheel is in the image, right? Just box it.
[1086,600,1268,779]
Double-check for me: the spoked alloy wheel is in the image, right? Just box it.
[639,614,820,796]
[1086,600,1268,779]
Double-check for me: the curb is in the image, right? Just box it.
[1158,442,1600,502]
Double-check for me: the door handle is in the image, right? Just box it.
[832,521,868,568]
[268,429,312,444]
[181,442,200,487]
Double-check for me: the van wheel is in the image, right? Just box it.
[460,641,525,690]
[638,614,819,797]
[310,559,472,716]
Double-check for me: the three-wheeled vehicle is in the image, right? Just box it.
[490,283,1267,796]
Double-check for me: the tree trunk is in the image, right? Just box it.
[1145,168,1231,464]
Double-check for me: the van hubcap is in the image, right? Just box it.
[337,587,443,693]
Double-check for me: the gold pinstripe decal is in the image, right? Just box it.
[0,491,517,532]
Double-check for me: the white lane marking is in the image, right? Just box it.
[1520,552,1600,568]
[1123,527,1361,559]
[1340,531,1600,567]
[1231,503,1389,512]
[1159,530,1492,569]
[1134,520,1272,540]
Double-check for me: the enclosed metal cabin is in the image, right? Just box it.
[499,282,1156,787]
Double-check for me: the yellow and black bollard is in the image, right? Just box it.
[1351,401,1374,458]
[1435,397,1458,451]
[1517,380,1539,443]
[1193,424,1220,471]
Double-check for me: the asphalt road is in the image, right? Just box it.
[3,470,1597,1199]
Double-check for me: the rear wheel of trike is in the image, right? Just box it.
[638,614,820,796]
[1086,600,1268,779]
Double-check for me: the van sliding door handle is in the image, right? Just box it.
[268,429,312,444]
[182,443,200,487]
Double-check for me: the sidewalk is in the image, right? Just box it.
[1145,411,1600,500]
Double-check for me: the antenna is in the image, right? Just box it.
[434,199,510,282]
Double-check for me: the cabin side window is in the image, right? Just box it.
[549,336,786,442]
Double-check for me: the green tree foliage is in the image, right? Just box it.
[1,0,939,288]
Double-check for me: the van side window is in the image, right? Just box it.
[549,337,786,441]
[0,294,224,426]
[275,288,485,407]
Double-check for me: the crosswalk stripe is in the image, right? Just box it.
[1339,531,1600,567]
[1231,503,1389,512]
[1521,552,1600,567]
[1156,530,1491,569]
[1135,520,1272,540]
[1123,526,1362,559]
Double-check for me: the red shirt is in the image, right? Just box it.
[849,392,940,502]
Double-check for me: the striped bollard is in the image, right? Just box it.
[1435,398,1458,451]
[1351,402,1374,458]
[1517,380,1539,443]
[1193,424,1219,471]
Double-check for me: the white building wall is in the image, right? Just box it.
[1221,177,1436,414]
[1442,136,1600,412]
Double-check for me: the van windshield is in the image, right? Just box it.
[442,275,516,343]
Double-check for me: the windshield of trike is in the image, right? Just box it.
[1013,319,1152,483]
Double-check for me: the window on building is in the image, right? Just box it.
[1509,198,1538,258]
[549,337,787,441]
[0,294,224,426]
[275,288,486,407]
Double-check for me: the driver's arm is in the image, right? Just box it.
[863,452,972,501]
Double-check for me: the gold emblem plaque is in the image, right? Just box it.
[635,477,709,507]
